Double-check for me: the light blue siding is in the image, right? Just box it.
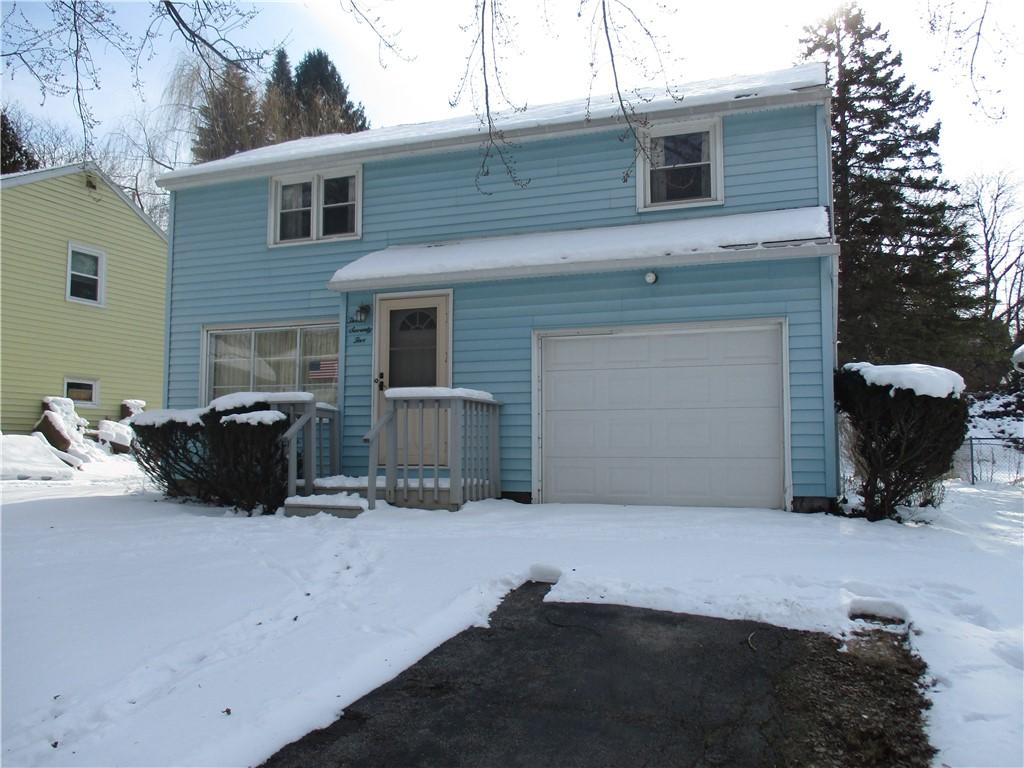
[336,257,830,497]
[166,103,835,499]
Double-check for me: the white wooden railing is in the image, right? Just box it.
[275,398,340,499]
[363,388,502,509]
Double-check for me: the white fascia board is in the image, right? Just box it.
[157,89,829,192]
[327,242,839,293]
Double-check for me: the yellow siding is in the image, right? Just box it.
[1,171,167,433]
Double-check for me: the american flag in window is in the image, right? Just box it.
[308,359,338,380]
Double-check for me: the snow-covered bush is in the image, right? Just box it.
[836,363,968,521]
[131,401,291,514]
[131,415,211,501]
[205,410,289,514]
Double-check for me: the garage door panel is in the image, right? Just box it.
[651,332,711,364]
[721,328,782,363]
[548,407,779,460]
[547,457,781,507]
[546,365,779,411]
[541,324,785,509]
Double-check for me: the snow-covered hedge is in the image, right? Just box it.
[836,363,969,521]
[131,399,291,514]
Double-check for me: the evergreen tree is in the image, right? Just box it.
[802,5,987,381]
[192,65,264,163]
[293,49,369,136]
[1,108,40,174]
[262,48,299,144]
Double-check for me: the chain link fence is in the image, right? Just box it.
[952,437,1024,486]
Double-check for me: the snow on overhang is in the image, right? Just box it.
[327,206,835,292]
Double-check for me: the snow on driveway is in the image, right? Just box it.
[2,474,1021,768]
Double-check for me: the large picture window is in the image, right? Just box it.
[271,168,361,245]
[638,119,723,211]
[206,324,339,404]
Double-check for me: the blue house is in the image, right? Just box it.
[157,62,839,512]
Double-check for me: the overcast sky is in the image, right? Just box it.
[3,0,1020,182]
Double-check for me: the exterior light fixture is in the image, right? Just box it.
[353,304,371,323]
[644,271,658,285]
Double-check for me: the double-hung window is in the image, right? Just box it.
[638,119,723,211]
[66,243,105,305]
[271,168,361,244]
[206,323,340,404]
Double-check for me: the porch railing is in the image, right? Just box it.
[277,398,340,498]
[363,388,502,509]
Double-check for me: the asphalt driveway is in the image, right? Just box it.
[262,582,933,767]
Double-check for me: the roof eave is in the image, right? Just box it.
[326,240,839,294]
[158,87,830,192]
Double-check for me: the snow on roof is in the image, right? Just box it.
[158,63,827,189]
[844,362,966,399]
[328,206,832,291]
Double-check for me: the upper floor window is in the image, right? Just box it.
[638,119,723,211]
[271,168,361,245]
[66,243,105,305]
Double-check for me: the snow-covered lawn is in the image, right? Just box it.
[2,465,1021,767]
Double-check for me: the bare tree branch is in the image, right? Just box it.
[926,0,1012,120]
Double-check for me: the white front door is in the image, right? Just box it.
[539,322,786,508]
[375,294,450,465]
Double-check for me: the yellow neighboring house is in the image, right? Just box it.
[1,162,167,433]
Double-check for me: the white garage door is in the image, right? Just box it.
[540,322,785,508]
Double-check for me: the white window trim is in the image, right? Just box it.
[64,377,100,408]
[200,320,340,404]
[66,242,106,306]
[636,118,725,213]
[268,166,362,247]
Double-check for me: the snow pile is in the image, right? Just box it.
[121,399,146,419]
[329,207,831,290]
[220,410,287,426]
[38,397,108,463]
[1,481,1021,767]
[98,420,134,449]
[160,63,826,189]
[1013,344,1024,373]
[130,407,206,428]
[844,362,966,399]
[0,434,76,480]
[385,387,496,403]
[42,396,88,435]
